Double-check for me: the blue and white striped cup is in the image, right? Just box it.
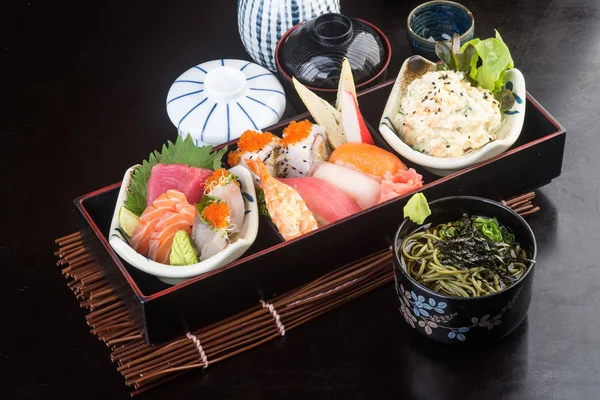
[238,0,341,71]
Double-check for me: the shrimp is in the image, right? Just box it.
[245,159,318,241]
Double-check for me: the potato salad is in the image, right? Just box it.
[399,71,501,158]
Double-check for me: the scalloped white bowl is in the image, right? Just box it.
[108,165,259,285]
[379,55,526,176]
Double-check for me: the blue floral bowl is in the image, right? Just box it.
[393,196,537,345]
[407,1,474,61]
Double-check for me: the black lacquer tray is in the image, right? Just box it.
[74,80,565,344]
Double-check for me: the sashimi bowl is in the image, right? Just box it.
[108,165,259,285]
[379,55,525,176]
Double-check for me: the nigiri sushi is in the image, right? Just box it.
[328,143,407,182]
[204,169,245,234]
[276,120,330,178]
[309,162,381,209]
[227,130,280,181]
[278,177,361,226]
[192,200,231,261]
[379,168,424,203]
[130,189,197,264]
[246,158,318,241]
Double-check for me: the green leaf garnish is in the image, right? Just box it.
[403,193,431,225]
[170,230,199,266]
[494,89,517,112]
[195,195,219,215]
[123,135,227,216]
[435,30,516,106]
[473,217,504,242]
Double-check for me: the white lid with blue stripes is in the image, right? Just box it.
[166,59,286,145]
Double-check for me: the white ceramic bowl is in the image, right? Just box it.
[166,59,286,146]
[379,56,526,176]
[108,165,259,285]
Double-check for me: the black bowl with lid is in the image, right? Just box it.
[275,13,391,94]
[393,196,537,346]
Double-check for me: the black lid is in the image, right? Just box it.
[278,13,388,90]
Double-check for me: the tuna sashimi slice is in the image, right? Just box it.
[146,164,213,206]
[147,164,187,206]
[278,177,362,226]
[177,167,213,204]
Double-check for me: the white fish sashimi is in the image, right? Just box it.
[192,217,229,261]
[309,162,381,209]
[208,182,245,234]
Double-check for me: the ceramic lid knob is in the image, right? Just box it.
[166,59,286,146]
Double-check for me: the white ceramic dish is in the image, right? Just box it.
[166,59,286,146]
[379,55,526,176]
[108,165,259,285]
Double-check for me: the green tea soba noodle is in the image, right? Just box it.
[401,214,530,298]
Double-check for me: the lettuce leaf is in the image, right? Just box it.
[436,30,515,99]
[123,134,227,216]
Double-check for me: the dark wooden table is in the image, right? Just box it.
[3,0,599,399]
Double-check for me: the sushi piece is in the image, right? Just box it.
[276,120,330,178]
[340,90,374,145]
[278,177,361,226]
[309,162,381,210]
[192,200,231,261]
[204,169,245,234]
[328,143,407,182]
[295,58,374,147]
[379,169,424,203]
[130,189,197,264]
[146,164,213,206]
[227,130,280,181]
[246,159,318,241]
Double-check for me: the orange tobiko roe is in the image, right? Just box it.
[237,130,275,152]
[227,150,241,167]
[201,202,231,230]
[282,120,312,146]
[205,168,239,193]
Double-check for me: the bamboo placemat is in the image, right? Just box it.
[55,192,538,397]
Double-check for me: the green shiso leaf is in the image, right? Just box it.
[403,193,431,225]
[170,230,199,266]
[123,134,227,216]
[195,194,219,216]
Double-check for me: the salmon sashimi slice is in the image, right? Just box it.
[130,190,197,262]
[148,213,193,264]
[130,217,161,256]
